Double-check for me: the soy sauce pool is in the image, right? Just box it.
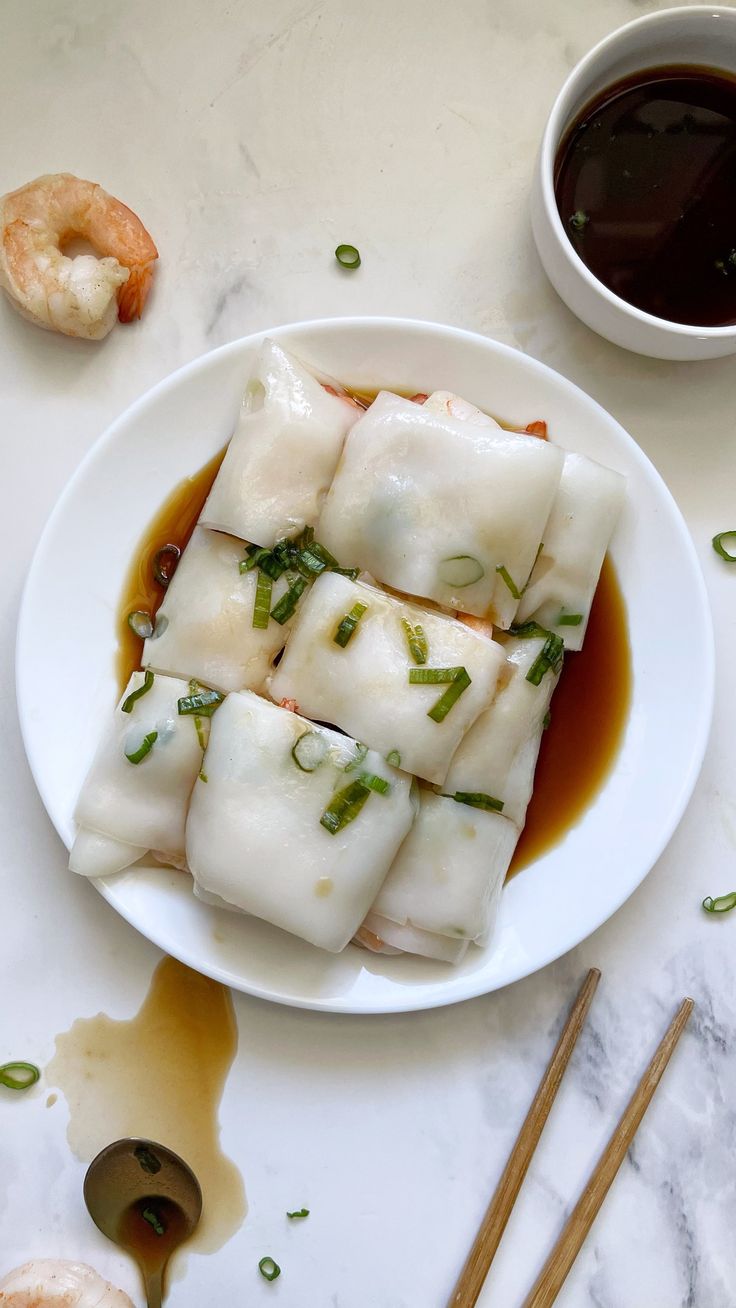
[555,65,736,326]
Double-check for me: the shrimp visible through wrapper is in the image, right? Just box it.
[0,1259,134,1308]
[0,173,158,339]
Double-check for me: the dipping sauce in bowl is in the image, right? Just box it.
[554,65,736,326]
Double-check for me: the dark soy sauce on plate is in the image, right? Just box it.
[555,65,736,325]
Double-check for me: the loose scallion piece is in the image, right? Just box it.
[569,209,589,231]
[320,778,371,834]
[401,617,428,665]
[299,540,339,575]
[345,742,369,772]
[335,243,361,269]
[386,749,401,768]
[240,545,278,576]
[292,731,329,772]
[438,555,484,588]
[702,891,736,913]
[258,1257,281,1281]
[142,1206,166,1236]
[177,690,225,717]
[286,1208,309,1219]
[194,715,207,751]
[0,1061,40,1091]
[408,666,472,722]
[125,731,158,765]
[121,670,154,714]
[271,576,307,625]
[334,601,367,647]
[712,531,736,562]
[252,571,273,629]
[496,565,521,599]
[360,772,391,795]
[543,709,551,730]
[152,544,181,587]
[134,1145,162,1175]
[557,612,583,626]
[450,791,504,812]
[526,633,564,686]
[127,610,154,640]
[331,566,360,580]
[508,620,550,639]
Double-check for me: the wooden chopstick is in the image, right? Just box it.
[447,967,601,1308]
[521,996,694,1308]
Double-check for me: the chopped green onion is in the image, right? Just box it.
[712,531,736,562]
[300,541,339,575]
[252,571,273,629]
[450,791,504,812]
[702,891,736,913]
[152,544,181,587]
[386,749,401,768]
[569,209,589,231]
[258,1257,281,1281]
[526,633,564,686]
[557,612,583,626]
[177,690,225,717]
[199,769,208,783]
[438,556,485,588]
[292,731,329,772]
[331,566,360,580]
[193,715,207,751]
[334,601,367,648]
[335,243,361,269]
[345,742,369,772]
[508,620,550,639]
[408,666,471,722]
[401,617,428,665]
[0,1061,40,1091]
[134,1145,162,1174]
[360,772,391,795]
[142,1206,165,1236]
[240,544,277,576]
[320,779,371,834]
[127,610,153,640]
[125,731,158,765]
[121,670,154,714]
[286,1208,309,1219]
[543,710,551,730]
[271,576,307,625]
[496,565,521,600]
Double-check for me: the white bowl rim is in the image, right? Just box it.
[16,315,715,1013]
[540,4,736,340]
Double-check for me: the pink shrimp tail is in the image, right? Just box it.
[117,262,155,323]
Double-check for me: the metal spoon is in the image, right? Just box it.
[84,1138,202,1308]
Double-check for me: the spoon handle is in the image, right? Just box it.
[142,1264,165,1308]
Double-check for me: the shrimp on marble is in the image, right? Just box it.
[0,173,158,340]
[0,1260,134,1308]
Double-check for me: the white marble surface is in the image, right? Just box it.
[1,1,735,1304]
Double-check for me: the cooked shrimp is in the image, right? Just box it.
[0,1260,134,1308]
[0,173,158,339]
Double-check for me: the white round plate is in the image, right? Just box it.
[17,318,713,1013]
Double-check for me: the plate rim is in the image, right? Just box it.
[16,315,715,1013]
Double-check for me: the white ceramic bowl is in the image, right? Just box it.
[16,318,713,1012]
[532,6,736,360]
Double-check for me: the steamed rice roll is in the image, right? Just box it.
[358,913,470,965]
[369,791,518,954]
[199,339,359,547]
[143,527,293,694]
[186,691,415,953]
[317,391,563,625]
[269,572,504,785]
[443,633,562,827]
[70,672,205,877]
[515,452,625,650]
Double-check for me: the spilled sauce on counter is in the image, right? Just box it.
[47,956,245,1254]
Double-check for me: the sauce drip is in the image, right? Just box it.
[118,1196,192,1286]
[510,555,631,873]
[555,65,736,325]
[47,956,246,1255]
[117,448,225,691]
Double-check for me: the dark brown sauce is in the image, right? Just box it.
[510,555,631,873]
[116,412,631,873]
[555,65,736,325]
[116,447,226,691]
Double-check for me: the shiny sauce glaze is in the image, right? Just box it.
[555,65,736,325]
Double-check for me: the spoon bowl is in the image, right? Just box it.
[84,1137,202,1308]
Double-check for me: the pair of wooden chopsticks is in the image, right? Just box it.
[448,969,693,1308]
